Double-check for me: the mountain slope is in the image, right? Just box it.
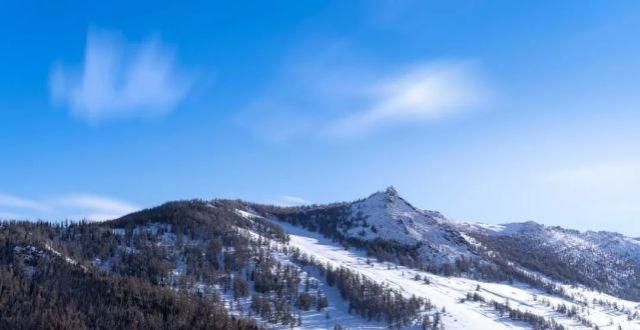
[345,187,473,265]
[249,187,475,271]
[235,205,640,329]
[460,221,640,301]
[249,187,640,302]
[2,188,640,329]
[0,220,259,330]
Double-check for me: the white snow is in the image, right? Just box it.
[271,218,525,329]
[344,188,473,265]
[262,216,640,329]
[235,209,262,219]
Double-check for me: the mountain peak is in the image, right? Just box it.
[385,185,399,197]
[363,186,402,204]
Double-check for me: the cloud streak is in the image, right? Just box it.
[241,48,492,141]
[326,62,490,137]
[55,194,140,221]
[277,195,311,206]
[50,29,191,123]
[0,193,48,212]
[0,192,140,222]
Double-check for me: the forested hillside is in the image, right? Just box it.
[0,198,431,329]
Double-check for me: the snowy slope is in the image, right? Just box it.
[262,186,475,266]
[252,186,640,302]
[347,187,472,264]
[233,208,640,330]
[88,188,640,329]
[461,221,640,301]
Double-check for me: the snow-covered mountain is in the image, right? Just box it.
[3,187,640,329]
[241,187,640,328]
[248,186,640,301]
[460,220,640,301]
[338,186,474,265]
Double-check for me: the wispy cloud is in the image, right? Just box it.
[241,46,492,141]
[55,194,140,221]
[50,29,191,123]
[326,62,490,138]
[0,192,140,222]
[0,193,48,212]
[274,195,311,206]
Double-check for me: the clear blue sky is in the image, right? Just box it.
[1,1,640,235]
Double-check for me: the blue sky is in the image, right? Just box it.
[1,1,640,235]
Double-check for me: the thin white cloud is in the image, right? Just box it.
[326,62,490,137]
[0,193,48,211]
[50,29,191,122]
[242,49,492,141]
[0,192,139,222]
[55,194,140,221]
[275,195,311,206]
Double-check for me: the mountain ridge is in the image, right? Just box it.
[3,186,640,329]
[234,187,640,301]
